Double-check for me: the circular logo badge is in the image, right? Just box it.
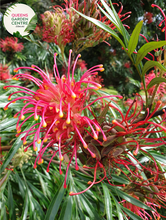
[3,3,37,37]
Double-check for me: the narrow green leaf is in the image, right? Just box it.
[21,191,28,220]
[0,118,17,131]
[147,77,166,90]
[14,172,26,197]
[0,122,34,173]
[27,181,49,207]
[108,185,153,211]
[128,152,147,180]
[142,60,166,76]
[31,197,45,219]
[72,181,104,219]
[59,196,73,220]
[128,21,143,55]
[109,192,124,220]
[1,195,7,220]
[111,174,129,184]
[128,77,141,88]
[72,8,126,49]
[77,207,85,220]
[80,194,103,220]
[8,181,16,220]
[102,183,113,220]
[97,1,120,32]
[121,206,143,220]
[149,151,166,164]
[135,41,166,65]
[27,189,35,219]
[108,0,130,46]
[98,103,110,123]
[0,170,11,191]
[44,178,66,220]
[35,168,50,197]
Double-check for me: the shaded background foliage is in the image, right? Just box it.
[1,0,165,97]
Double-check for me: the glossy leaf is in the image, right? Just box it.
[31,197,45,219]
[147,77,166,90]
[0,122,34,173]
[108,184,153,211]
[97,103,110,123]
[109,192,124,220]
[149,151,166,164]
[121,206,143,220]
[128,153,147,180]
[8,181,16,220]
[21,191,28,220]
[80,194,103,220]
[108,0,130,45]
[128,21,143,55]
[1,195,7,220]
[0,118,17,131]
[135,41,166,66]
[0,170,11,191]
[142,60,166,76]
[44,178,66,220]
[14,172,26,198]
[58,196,73,220]
[72,180,104,219]
[111,174,129,184]
[27,181,49,207]
[97,0,121,33]
[72,8,126,49]
[35,168,51,198]
[128,77,141,88]
[27,185,35,219]
[102,183,113,220]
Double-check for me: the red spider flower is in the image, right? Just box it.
[69,94,166,195]
[35,8,74,55]
[0,64,11,81]
[68,0,131,49]
[0,37,24,53]
[4,49,122,189]
[107,95,166,157]
[121,195,161,220]
[121,171,166,220]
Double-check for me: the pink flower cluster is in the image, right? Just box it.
[35,9,74,48]
[0,64,10,81]
[4,50,121,189]
[0,37,24,53]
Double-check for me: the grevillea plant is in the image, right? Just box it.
[0,37,24,53]
[4,49,122,189]
[75,0,166,218]
[35,0,130,60]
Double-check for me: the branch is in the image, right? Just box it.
[0,146,12,151]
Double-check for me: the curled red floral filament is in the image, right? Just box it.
[4,50,121,184]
